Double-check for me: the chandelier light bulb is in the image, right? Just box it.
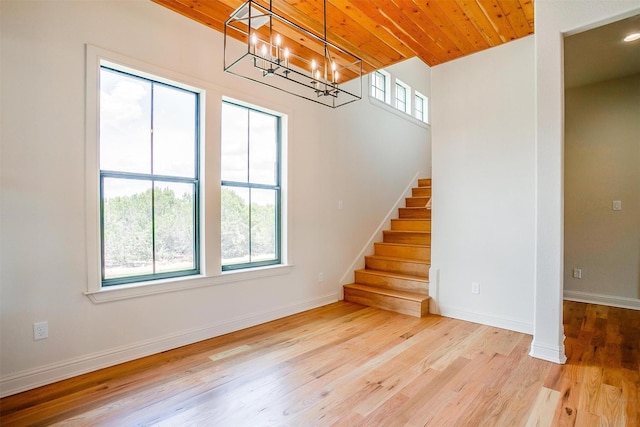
[275,34,281,46]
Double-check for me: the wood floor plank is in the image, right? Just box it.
[524,386,561,427]
[551,378,579,426]
[1,300,638,426]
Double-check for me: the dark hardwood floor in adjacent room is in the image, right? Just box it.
[1,300,638,426]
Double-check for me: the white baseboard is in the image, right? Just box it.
[338,172,423,293]
[529,340,567,364]
[438,304,533,334]
[0,293,339,398]
[564,290,640,310]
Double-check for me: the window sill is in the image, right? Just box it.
[85,264,294,303]
[368,96,430,130]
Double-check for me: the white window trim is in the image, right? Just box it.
[84,45,292,303]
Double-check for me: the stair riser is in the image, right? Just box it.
[418,178,432,187]
[365,257,430,278]
[374,243,431,260]
[355,271,428,293]
[398,208,431,219]
[391,219,431,232]
[383,231,431,245]
[344,288,428,318]
[412,187,432,197]
[405,197,429,207]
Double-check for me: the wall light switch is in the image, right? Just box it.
[471,282,480,294]
[613,200,622,211]
[338,200,343,210]
[573,268,582,279]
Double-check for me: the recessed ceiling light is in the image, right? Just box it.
[623,33,640,42]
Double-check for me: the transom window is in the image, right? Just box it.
[99,66,200,286]
[415,92,428,123]
[395,79,410,113]
[221,101,281,270]
[371,71,388,102]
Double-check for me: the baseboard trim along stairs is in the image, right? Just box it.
[344,178,431,317]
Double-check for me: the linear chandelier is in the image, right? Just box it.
[224,0,363,108]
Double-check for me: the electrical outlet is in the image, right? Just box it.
[471,282,480,295]
[34,321,48,340]
[613,200,622,211]
[573,269,582,279]
[337,200,343,210]
[318,272,324,282]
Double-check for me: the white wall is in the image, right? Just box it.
[564,75,640,307]
[533,0,640,363]
[0,0,430,396]
[431,36,536,333]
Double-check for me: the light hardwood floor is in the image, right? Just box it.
[1,301,638,426]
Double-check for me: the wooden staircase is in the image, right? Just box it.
[343,178,431,317]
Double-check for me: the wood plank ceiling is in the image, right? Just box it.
[153,0,534,74]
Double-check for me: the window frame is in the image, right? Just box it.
[395,79,411,114]
[220,100,282,272]
[414,91,429,123]
[99,66,201,287]
[370,70,391,103]
[85,45,293,303]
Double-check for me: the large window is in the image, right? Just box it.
[99,66,199,286]
[221,101,281,270]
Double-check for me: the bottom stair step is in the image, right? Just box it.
[343,283,430,318]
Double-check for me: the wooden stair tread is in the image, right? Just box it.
[384,230,430,234]
[344,284,430,302]
[355,269,429,283]
[365,255,430,265]
[376,242,431,248]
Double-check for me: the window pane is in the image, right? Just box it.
[221,103,249,183]
[221,186,250,265]
[249,110,278,185]
[103,178,153,279]
[251,188,277,261]
[372,72,386,101]
[100,68,151,173]
[396,84,407,112]
[154,182,195,273]
[415,95,424,120]
[153,84,197,178]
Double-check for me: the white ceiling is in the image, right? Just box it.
[564,14,640,89]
